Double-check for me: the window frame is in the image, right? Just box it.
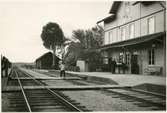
[148,16,155,34]
[148,49,155,65]
[120,26,126,41]
[104,33,109,45]
[129,23,135,39]
[103,57,109,64]
[108,31,113,44]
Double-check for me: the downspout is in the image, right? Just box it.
[140,2,141,37]
[139,3,142,74]
[158,2,166,76]
[96,22,105,67]
[96,23,105,51]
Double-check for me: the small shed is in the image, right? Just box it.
[35,52,60,69]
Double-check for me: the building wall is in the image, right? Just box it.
[77,60,89,72]
[105,43,164,75]
[101,1,165,75]
[35,53,60,69]
[104,2,165,45]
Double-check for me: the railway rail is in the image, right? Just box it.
[4,67,88,112]
[2,67,166,111]
[101,88,165,110]
[37,69,166,110]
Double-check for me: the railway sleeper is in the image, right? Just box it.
[108,90,165,108]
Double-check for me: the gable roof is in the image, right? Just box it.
[97,14,115,24]
[35,52,60,62]
[133,1,156,5]
[97,1,121,24]
[109,1,121,14]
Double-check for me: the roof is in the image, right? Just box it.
[132,1,156,5]
[97,1,121,24]
[109,1,121,14]
[97,14,115,24]
[100,32,165,50]
[97,1,163,24]
[35,52,60,62]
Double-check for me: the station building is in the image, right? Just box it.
[97,1,166,76]
[35,52,60,69]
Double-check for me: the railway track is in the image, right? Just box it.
[37,70,166,110]
[99,87,166,110]
[3,68,165,111]
[4,67,88,112]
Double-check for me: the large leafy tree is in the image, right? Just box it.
[64,25,104,71]
[72,29,85,49]
[41,22,64,67]
[63,42,82,67]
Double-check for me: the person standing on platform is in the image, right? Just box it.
[60,61,66,78]
[111,58,116,74]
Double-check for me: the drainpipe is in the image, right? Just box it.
[158,1,166,32]
[140,2,141,37]
[96,23,105,67]
[158,1,166,76]
[139,3,142,74]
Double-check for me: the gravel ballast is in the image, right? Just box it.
[62,90,160,111]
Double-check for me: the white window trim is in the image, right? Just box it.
[129,23,135,39]
[104,33,109,45]
[147,16,156,35]
[120,26,126,41]
[109,31,113,44]
[148,49,155,66]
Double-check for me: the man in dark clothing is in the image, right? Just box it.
[111,58,116,74]
[59,61,65,78]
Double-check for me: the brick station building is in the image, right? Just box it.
[97,1,166,76]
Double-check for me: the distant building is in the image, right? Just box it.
[97,1,166,76]
[35,52,60,69]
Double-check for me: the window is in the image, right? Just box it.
[119,52,124,63]
[129,23,135,39]
[109,31,113,43]
[125,52,130,65]
[121,27,126,40]
[148,49,155,65]
[104,34,109,45]
[148,17,155,34]
[103,58,108,64]
[125,2,130,18]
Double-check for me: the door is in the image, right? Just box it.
[131,55,139,74]
[108,57,112,72]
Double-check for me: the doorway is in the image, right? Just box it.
[131,55,139,74]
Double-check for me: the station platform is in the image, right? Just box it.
[64,71,166,86]
[62,71,166,95]
[23,69,166,87]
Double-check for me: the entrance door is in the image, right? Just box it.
[131,55,139,74]
[108,57,112,72]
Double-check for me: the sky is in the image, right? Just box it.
[0,0,112,63]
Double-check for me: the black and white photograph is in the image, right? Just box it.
[0,0,166,112]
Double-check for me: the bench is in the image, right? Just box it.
[144,66,162,75]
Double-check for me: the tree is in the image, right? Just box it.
[72,29,85,49]
[64,25,104,71]
[91,25,104,47]
[41,22,64,67]
[63,42,82,67]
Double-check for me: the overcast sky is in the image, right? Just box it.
[0,0,112,63]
